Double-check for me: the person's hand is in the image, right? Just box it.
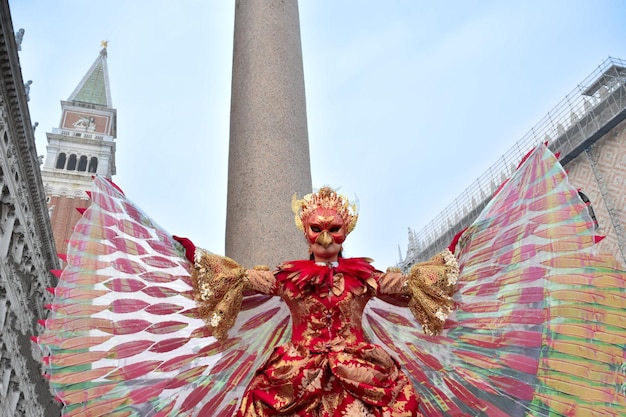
[173,235,196,263]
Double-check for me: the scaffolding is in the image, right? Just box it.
[401,56,626,269]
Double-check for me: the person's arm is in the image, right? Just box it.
[244,265,277,295]
[376,249,459,335]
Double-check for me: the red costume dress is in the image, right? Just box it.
[237,258,421,417]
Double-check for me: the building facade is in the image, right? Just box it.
[402,57,626,270]
[0,1,61,415]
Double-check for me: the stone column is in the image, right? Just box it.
[226,0,312,268]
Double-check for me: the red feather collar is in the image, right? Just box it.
[277,258,378,296]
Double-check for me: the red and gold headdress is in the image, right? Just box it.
[292,187,358,235]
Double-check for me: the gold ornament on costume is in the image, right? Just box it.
[292,187,358,235]
[191,248,246,340]
[403,248,459,336]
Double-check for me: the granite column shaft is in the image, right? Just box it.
[226,0,312,268]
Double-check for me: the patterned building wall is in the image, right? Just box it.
[566,118,626,267]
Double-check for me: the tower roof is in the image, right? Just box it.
[67,45,112,107]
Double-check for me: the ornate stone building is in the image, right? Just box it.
[0,1,61,415]
[402,57,626,270]
[40,45,117,254]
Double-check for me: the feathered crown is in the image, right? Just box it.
[292,187,358,235]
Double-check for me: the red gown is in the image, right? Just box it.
[236,258,429,417]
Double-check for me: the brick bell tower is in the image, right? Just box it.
[40,44,117,256]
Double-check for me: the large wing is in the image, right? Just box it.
[363,145,626,416]
[37,177,290,416]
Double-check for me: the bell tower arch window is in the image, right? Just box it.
[88,157,98,173]
[55,153,67,169]
[67,154,77,171]
[78,155,88,172]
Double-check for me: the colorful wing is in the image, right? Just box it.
[363,145,626,416]
[36,177,290,416]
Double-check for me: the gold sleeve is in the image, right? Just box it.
[192,249,246,340]
[191,250,278,340]
[378,249,459,336]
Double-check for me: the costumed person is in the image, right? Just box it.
[186,187,458,416]
[36,145,626,417]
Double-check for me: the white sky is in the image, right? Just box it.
[9,1,626,269]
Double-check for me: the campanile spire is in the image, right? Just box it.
[41,45,117,254]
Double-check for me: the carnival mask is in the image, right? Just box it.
[304,208,346,248]
[292,187,358,240]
